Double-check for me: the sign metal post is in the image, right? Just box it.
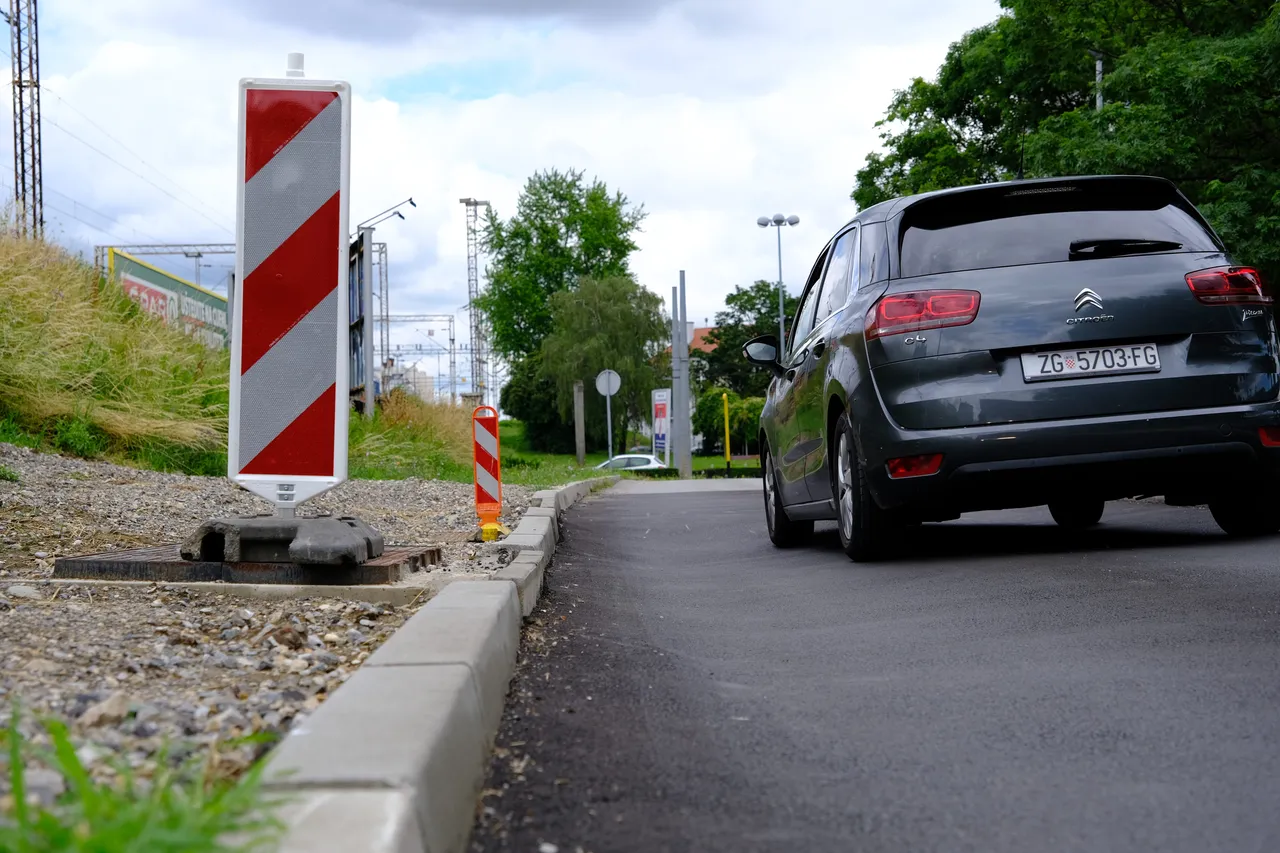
[596,369,621,462]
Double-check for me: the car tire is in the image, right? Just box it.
[763,448,813,548]
[832,411,893,562]
[1048,499,1105,530]
[1208,496,1280,538]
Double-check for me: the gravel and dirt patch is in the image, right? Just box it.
[0,442,536,801]
[0,442,533,580]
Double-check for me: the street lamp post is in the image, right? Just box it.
[356,198,416,234]
[1087,49,1105,111]
[757,213,800,353]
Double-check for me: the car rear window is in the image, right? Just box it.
[897,180,1222,279]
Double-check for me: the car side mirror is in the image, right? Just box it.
[743,334,786,378]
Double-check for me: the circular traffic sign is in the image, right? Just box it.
[595,369,621,396]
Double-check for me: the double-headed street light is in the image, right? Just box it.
[355,197,417,234]
[758,213,800,353]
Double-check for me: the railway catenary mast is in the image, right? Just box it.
[6,0,42,239]
[460,197,490,405]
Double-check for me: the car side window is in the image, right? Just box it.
[791,284,823,360]
[859,221,888,286]
[789,248,830,359]
[819,227,858,318]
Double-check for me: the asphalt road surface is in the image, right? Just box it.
[470,479,1280,853]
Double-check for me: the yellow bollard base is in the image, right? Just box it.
[480,523,502,542]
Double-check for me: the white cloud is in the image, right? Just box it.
[23,0,1001,395]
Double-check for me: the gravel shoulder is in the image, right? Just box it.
[0,442,535,803]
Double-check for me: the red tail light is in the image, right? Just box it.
[865,290,981,340]
[886,453,944,479]
[1186,266,1270,305]
[1260,427,1280,448]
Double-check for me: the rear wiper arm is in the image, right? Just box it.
[1069,238,1183,259]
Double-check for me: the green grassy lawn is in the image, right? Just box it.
[497,420,614,487]
[497,420,760,479]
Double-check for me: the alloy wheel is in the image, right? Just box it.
[764,456,777,534]
[837,433,854,540]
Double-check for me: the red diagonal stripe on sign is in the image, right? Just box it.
[475,416,501,505]
[240,192,340,373]
[244,90,338,181]
[241,384,336,476]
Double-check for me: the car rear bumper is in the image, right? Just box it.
[862,403,1280,513]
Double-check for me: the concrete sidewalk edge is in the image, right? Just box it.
[267,475,616,852]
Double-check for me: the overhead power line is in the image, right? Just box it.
[44,186,163,243]
[39,86,230,231]
[43,117,233,236]
[44,199,133,243]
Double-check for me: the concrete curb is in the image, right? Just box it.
[267,475,616,852]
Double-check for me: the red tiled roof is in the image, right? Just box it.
[689,327,718,353]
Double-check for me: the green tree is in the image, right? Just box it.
[693,386,766,457]
[693,386,737,457]
[541,276,668,455]
[730,396,765,456]
[852,12,1092,210]
[499,353,575,454]
[475,169,647,359]
[1025,7,1280,280]
[851,0,1279,279]
[701,280,799,398]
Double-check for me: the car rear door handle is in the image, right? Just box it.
[812,338,827,358]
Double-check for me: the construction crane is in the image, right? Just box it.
[5,0,42,238]
[460,197,490,405]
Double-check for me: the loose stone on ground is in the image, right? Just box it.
[0,442,540,795]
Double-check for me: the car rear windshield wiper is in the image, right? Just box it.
[1069,238,1183,260]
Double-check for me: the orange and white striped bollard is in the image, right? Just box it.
[472,406,503,541]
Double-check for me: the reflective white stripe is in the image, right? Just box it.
[474,420,499,459]
[475,463,501,503]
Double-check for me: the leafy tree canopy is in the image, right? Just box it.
[476,168,646,359]
[851,0,1278,279]
[499,352,575,454]
[541,276,668,455]
[692,386,766,457]
[702,280,800,398]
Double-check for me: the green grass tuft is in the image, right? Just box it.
[0,465,17,483]
[0,706,286,853]
[51,416,109,458]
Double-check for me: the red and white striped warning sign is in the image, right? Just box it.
[473,406,502,528]
[228,78,351,510]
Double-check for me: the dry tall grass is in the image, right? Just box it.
[349,387,473,480]
[0,236,228,449]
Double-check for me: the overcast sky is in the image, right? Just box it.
[28,0,1001,394]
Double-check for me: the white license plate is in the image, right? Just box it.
[1021,343,1161,382]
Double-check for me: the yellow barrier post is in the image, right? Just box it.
[723,392,731,472]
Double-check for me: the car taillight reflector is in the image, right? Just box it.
[1186,266,1271,305]
[887,454,944,479]
[866,290,981,340]
[1260,427,1280,448]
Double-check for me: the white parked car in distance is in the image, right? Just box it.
[595,454,667,471]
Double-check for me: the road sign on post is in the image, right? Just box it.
[473,406,503,540]
[596,369,621,461]
[228,72,352,515]
[652,388,670,465]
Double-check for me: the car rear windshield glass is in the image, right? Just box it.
[897,182,1221,279]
